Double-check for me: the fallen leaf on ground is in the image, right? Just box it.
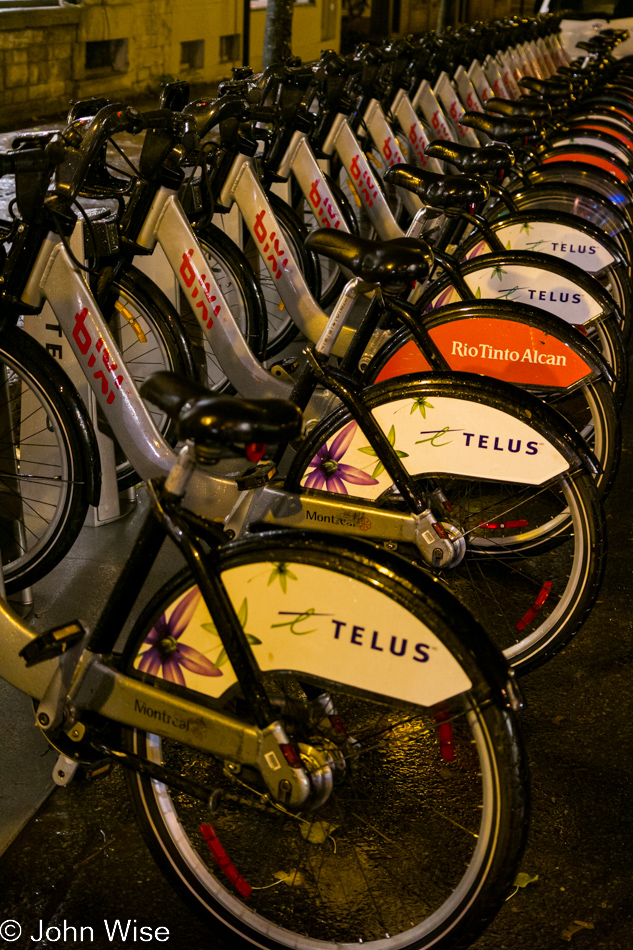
[299,821,337,845]
[505,871,539,900]
[514,872,539,888]
[274,869,306,887]
[561,920,594,941]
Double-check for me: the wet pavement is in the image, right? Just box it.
[0,112,631,950]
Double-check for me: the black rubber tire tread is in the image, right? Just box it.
[120,535,529,950]
[0,325,91,593]
[107,265,196,491]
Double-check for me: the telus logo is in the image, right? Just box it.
[463,432,539,454]
[550,243,597,255]
[526,289,583,304]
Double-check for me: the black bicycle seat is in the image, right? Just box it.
[517,76,572,99]
[460,112,538,144]
[140,372,303,446]
[385,165,489,208]
[425,141,515,174]
[304,230,433,285]
[485,97,551,120]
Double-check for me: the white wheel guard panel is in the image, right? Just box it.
[131,563,471,706]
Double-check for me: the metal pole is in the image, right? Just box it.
[243,0,251,66]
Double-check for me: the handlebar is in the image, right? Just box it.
[0,138,66,178]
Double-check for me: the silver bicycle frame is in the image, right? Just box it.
[276,130,351,234]
[361,98,423,218]
[389,89,443,174]
[321,112,403,240]
[35,237,430,550]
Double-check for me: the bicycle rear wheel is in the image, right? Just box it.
[123,535,528,950]
[285,381,606,673]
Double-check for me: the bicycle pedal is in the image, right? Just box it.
[81,758,113,782]
[19,621,86,667]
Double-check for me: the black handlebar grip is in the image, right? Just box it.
[0,140,67,178]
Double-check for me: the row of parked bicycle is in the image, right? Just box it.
[1,11,632,949]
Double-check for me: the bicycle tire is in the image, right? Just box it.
[284,379,606,673]
[242,193,322,359]
[0,324,91,593]
[106,265,196,491]
[179,223,268,392]
[122,532,528,950]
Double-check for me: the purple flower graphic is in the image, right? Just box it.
[304,421,379,495]
[429,284,458,311]
[465,240,487,261]
[138,586,222,686]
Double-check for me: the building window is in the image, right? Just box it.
[219,34,240,63]
[85,39,128,72]
[180,39,205,70]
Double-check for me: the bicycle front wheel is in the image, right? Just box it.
[0,325,91,592]
[123,536,528,950]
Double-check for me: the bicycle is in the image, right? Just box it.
[3,369,529,950]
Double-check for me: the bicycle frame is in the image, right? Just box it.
[0,466,517,812]
[23,235,478,559]
[275,129,351,233]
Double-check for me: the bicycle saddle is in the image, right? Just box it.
[517,76,572,99]
[384,165,490,208]
[485,97,551,120]
[140,372,303,445]
[460,112,538,144]
[424,141,514,174]
[304,231,434,285]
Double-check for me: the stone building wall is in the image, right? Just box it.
[0,0,342,128]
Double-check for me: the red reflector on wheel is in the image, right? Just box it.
[280,743,303,769]
[434,709,455,762]
[200,824,252,898]
[478,519,529,529]
[516,580,553,632]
